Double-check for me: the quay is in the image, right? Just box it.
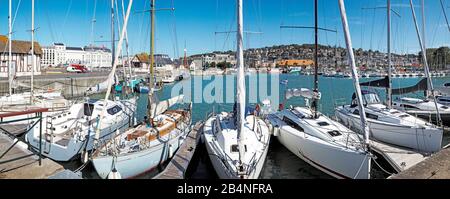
[370,140,428,173]
[0,108,79,179]
[389,147,450,179]
[153,121,204,179]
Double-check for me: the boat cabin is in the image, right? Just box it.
[351,90,381,107]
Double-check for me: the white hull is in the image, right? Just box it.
[26,98,137,161]
[203,113,271,179]
[276,128,370,179]
[336,108,443,153]
[266,108,370,179]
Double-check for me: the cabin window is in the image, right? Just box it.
[353,110,360,115]
[400,104,420,110]
[317,122,330,126]
[107,105,122,115]
[282,116,304,132]
[231,144,247,153]
[366,113,379,120]
[399,114,410,118]
[439,98,450,102]
[327,130,342,137]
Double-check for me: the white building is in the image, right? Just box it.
[41,43,112,68]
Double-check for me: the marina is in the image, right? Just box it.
[1,0,450,181]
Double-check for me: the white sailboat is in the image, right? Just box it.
[335,0,443,153]
[1,0,69,114]
[392,0,448,126]
[25,0,137,162]
[266,0,371,179]
[202,0,271,179]
[91,0,192,179]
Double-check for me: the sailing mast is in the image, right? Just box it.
[150,0,155,88]
[31,0,35,103]
[8,0,12,95]
[121,0,133,78]
[111,0,115,74]
[95,0,133,143]
[409,0,442,126]
[338,0,370,151]
[387,0,392,108]
[236,0,246,172]
[312,0,319,118]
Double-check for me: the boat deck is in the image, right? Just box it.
[153,121,203,179]
[370,140,428,173]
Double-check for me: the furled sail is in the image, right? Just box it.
[85,74,119,95]
[285,88,322,100]
[360,76,390,88]
[149,95,184,118]
[392,78,428,95]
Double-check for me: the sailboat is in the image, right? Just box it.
[91,0,192,179]
[202,0,270,179]
[266,0,371,179]
[335,0,443,153]
[392,0,450,126]
[1,0,69,115]
[26,0,137,162]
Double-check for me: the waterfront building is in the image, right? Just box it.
[41,43,112,68]
[131,53,175,70]
[0,35,42,77]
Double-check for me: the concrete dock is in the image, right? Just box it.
[370,140,428,173]
[154,121,203,179]
[0,133,64,179]
[389,147,450,179]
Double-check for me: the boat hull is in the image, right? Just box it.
[406,111,450,127]
[276,125,370,179]
[26,118,132,162]
[336,109,443,153]
[92,132,186,179]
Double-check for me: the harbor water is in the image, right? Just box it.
[65,74,450,179]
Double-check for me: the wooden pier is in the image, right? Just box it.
[370,140,428,173]
[153,121,204,179]
[389,147,450,179]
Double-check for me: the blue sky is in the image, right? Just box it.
[1,0,449,58]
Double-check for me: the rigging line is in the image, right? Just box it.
[171,0,180,59]
[440,0,450,32]
[90,0,98,46]
[137,0,148,52]
[11,0,22,32]
[61,0,74,43]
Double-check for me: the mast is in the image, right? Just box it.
[31,0,35,103]
[409,0,442,126]
[111,0,115,69]
[339,0,370,178]
[422,0,428,95]
[95,0,134,143]
[313,0,319,118]
[150,0,155,87]
[236,0,246,171]
[122,0,133,78]
[387,0,392,108]
[8,0,12,95]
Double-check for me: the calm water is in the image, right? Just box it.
[65,74,450,179]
